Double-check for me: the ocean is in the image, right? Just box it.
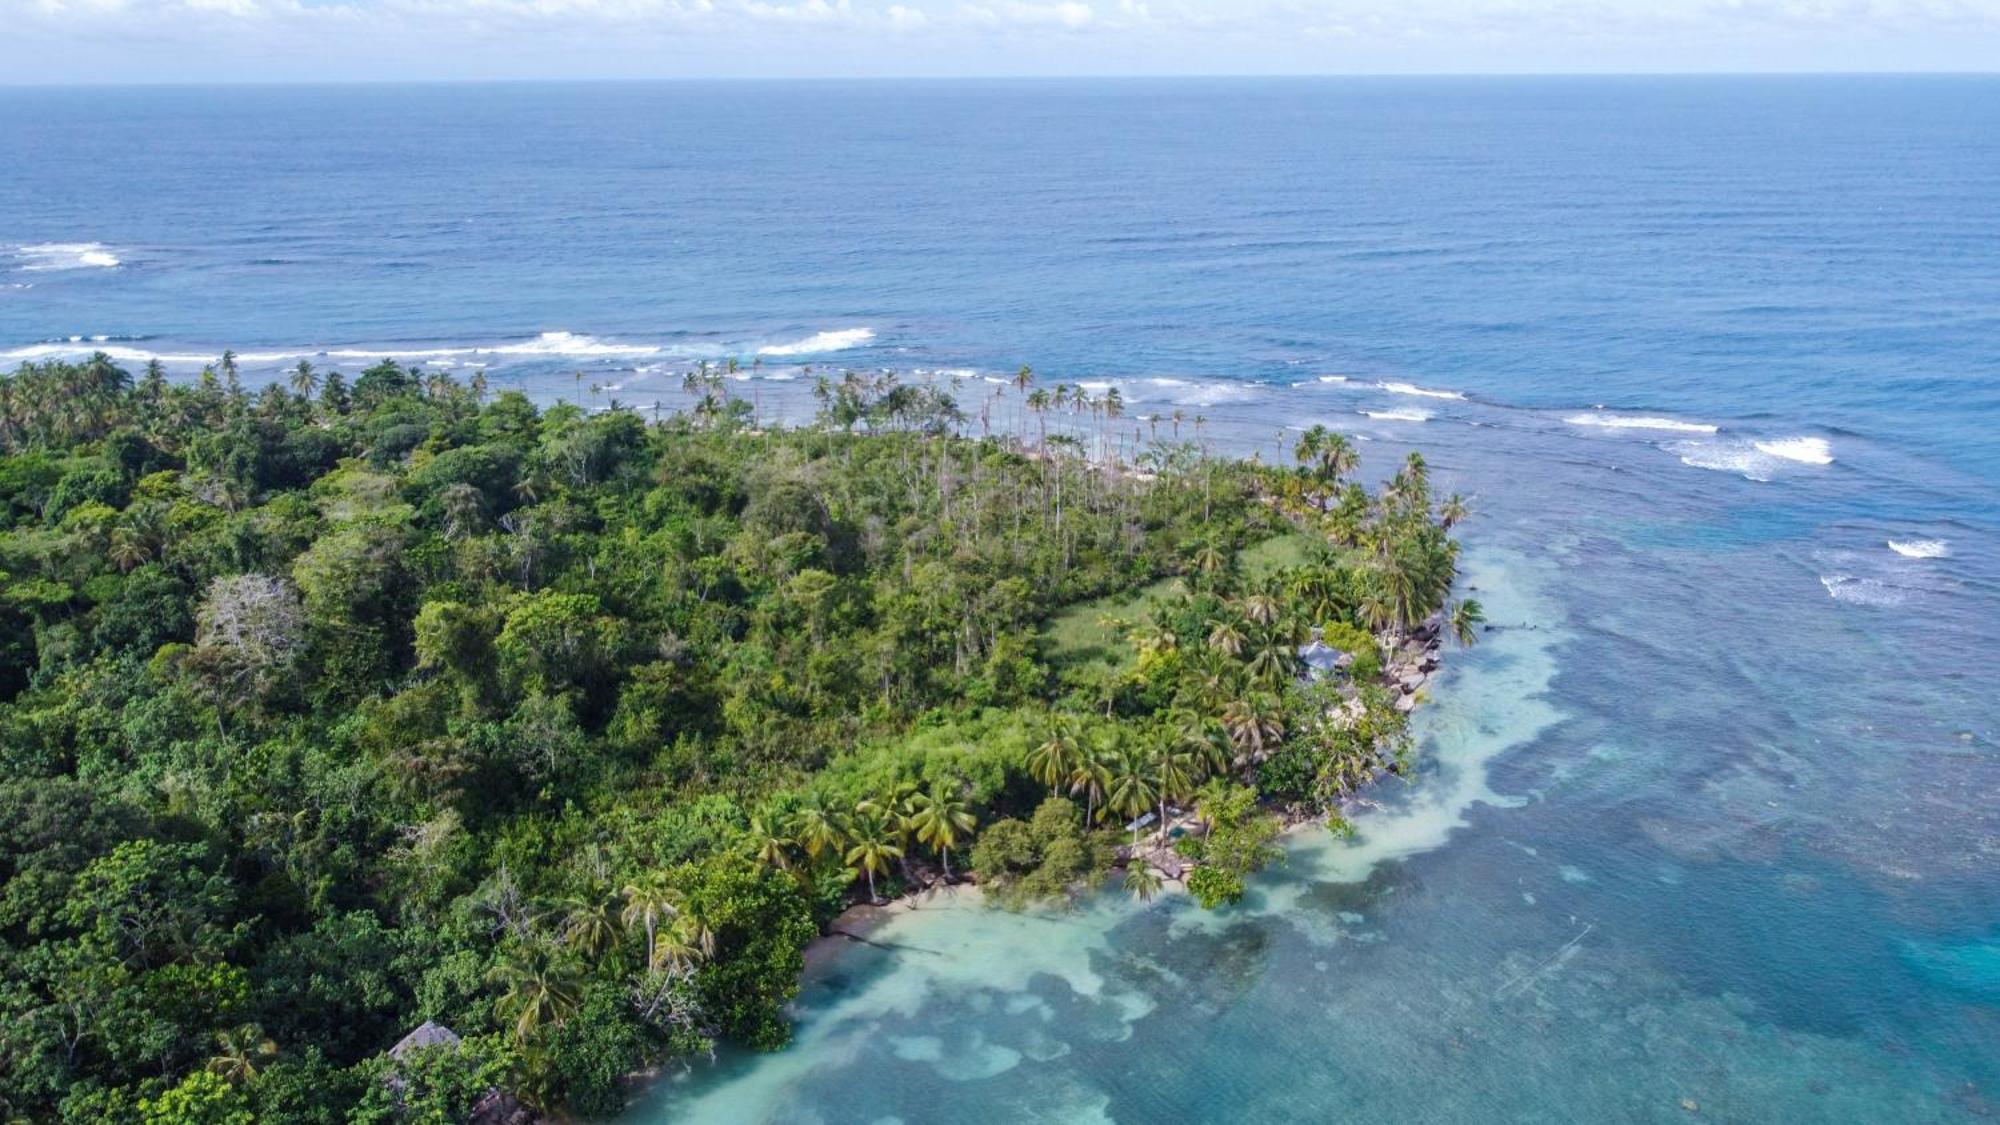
[4,76,1996,1122]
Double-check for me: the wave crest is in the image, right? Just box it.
[1564,411,1717,434]
[1753,436,1834,465]
[1378,381,1462,400]
[1888,539,1950,559]
[15,242,121,270]
[756,328,875,357]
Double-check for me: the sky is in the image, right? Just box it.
[3,0,2000,83]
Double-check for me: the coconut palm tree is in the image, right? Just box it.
[790,798,845,865]
[207,1023,277,1084]
[1123,863,1164,902]
[1149,740,1197,838]
[1188,539,1228,583]
[560,890,622,957]
[652,913,716,976]
[289,360,318,399]
[1246,625,1301,688]
[1026,716,1085,793]
[1221,693,1285,764]
[1206,617,1248,658]
[1105,749,1159,845]
[487,945,582,1043]
[619,873,686,971]
[746,813,796,874]
[1448,598,1485,646]
[844,813,903,903]
[907,781,978,881]
[1439,492,1470,530]
[1068,744,1116,826]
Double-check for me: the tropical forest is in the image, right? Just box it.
[0,354,1476,1121]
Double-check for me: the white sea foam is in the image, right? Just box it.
[15,242,121,270]
[1564,411,1718,434]
[2,330,670,368]
[1667,435,1831,481]
[1820,575,1906,607]
[1378,380,1463,400]
[1753,436,1834,465]
[1888,539,1950,559]
[1668,441,1773,481]
[0,342,220,365]
[1166,382,1261,406]
[756,327,875,357]
[1360,408,1432,422]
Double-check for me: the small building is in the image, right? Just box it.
[389,1021,462,1061]
[1297,638,1352,681]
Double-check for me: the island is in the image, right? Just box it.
[0,355,1478,1121]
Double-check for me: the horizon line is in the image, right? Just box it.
[3,70,1999,90]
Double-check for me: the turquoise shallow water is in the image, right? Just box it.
[3,77,1996,1121]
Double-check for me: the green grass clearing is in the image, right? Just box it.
[1040,531,1324,674]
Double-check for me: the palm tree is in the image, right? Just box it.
[107,526,150,572]
[1206,616,1247,658]
[1105,749,1159,845]
[1123,863,1164,902]
[1439,492,1470,530]
[1026,388,1051,445]
[560,891,622,957]
[907,781,977,881]
[790,798,845,865]
[1069,744,1116,826]
[746,813,795,874]
[1149,739,1197,838]
[1246,625,1301,688]
[487,944,582,1042]
[1026,716,1084,792]
[289,360,318,398]
[844,813,903,903]
[1449,598,1485,646]
[207,1023,277,1084]
[1221,693,1285,764]
[620,873,685,971]
[1189,540,1228,584]
[652,913,716,976]
[858,785,921,885]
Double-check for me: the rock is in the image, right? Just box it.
[1679,1098,1699,1113]
[1395,693,1416,713]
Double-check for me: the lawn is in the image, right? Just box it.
[1039,531,1321,674]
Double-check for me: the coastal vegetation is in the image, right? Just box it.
[0,355,1473,1121]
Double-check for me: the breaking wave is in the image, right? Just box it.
[755,328,875,357]
[1819,575,1907,607]
[1888,539,1950,559]
[1564,411,1717,434]
[1754,436,1834,465]
[1378,381,1462,400]
[15,242,121,270]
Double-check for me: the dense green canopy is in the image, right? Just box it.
[0,356,1464,1120]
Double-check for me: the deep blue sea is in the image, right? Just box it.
[4,77,1997,1122]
